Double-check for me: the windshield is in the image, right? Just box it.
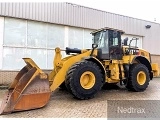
[93,30,108,48]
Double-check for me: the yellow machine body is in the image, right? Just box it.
[0,27,159,115]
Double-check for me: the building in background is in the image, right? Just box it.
[0,2,160,84]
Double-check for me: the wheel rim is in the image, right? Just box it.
[137,71,146,85]
[80,71,96,89]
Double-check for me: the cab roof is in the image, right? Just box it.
[91,27,125,34]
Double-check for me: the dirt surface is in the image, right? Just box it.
[0,78,160,118]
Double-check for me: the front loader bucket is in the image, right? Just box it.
[0,58,51,115]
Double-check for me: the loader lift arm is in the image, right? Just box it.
[49,47,105,92]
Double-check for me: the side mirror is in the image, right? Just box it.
[90,44,98,56]
[123,37,128,45]
[92,44,98,49]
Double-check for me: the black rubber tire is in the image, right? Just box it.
[65,60,104,100]
[126,63,150,92]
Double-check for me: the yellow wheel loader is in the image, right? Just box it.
[0,27,159,114]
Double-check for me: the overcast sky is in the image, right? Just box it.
[2,0,160,23]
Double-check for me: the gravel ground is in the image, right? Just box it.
[0,78,160,118]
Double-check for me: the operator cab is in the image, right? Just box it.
[92,28,124,60]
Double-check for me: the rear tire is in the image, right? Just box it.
[65,60,104,99]
[126,63,150,91]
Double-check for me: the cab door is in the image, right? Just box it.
[109,31,122,60]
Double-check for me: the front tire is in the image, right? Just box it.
[65,60,104,99]
[126,63,150,92]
